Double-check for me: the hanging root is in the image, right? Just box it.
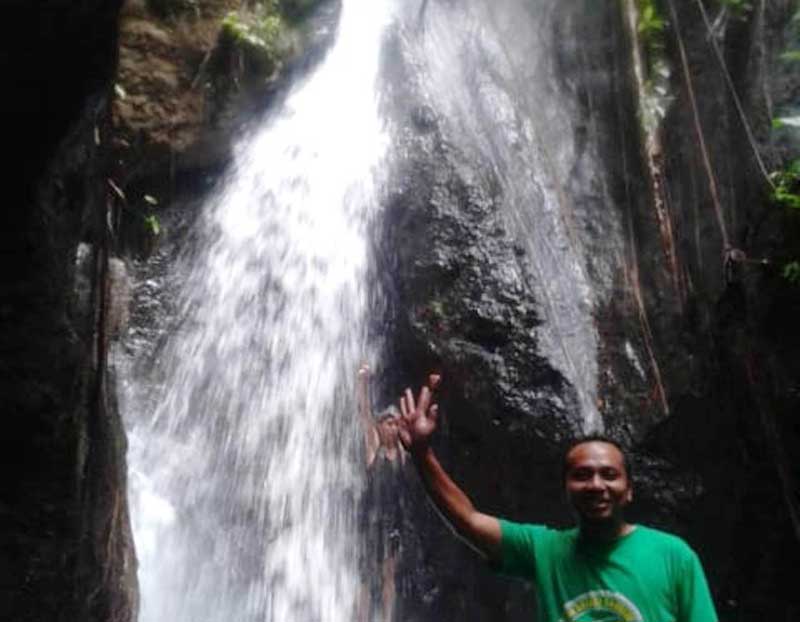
[623,0,686,309]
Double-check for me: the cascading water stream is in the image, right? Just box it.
[120,1,394,620]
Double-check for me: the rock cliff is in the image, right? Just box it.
[6,0,800,620]
[2,1,136,620]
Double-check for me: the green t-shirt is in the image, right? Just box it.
[498,520,718,622]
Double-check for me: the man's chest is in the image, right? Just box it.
[537,547,678,622]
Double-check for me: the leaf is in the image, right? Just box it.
[773,188,800,210]
[782,261,800,284]
[772,116,800,128]
[144,215,161,236]
[144,194,159,206]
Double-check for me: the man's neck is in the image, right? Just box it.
[578,519,634,543]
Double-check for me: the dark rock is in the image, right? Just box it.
[1,1,137,620]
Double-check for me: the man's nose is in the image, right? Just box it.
[586,473,605,490]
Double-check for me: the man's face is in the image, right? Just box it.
[377,417,399,447]
[564,441,632,524]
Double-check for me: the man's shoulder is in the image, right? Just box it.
[500,520,577,537]
[632,525,698,559]
[635,524,690,543]
[500,520,578,544]
[497,520,578,576]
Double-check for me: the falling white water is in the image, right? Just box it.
[121,1,394,620]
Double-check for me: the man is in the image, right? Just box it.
[358,364,405,468]
[398,375,718,622]
[356,365,406,622]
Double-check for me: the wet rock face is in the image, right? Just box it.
[383,114,580,443]
[382,0,629,479]
[2,1,136,620]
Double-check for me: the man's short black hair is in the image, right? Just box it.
[376,404,400,423]
[560,434,632,484]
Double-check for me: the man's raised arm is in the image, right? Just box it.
[357,364,380,467]
[398,375,502,562]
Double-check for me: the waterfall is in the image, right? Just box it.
[120,1,393,620]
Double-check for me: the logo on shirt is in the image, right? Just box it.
[559,590,644,622]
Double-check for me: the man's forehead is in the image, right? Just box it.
[565,440,626,468]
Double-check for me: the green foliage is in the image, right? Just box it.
[635,0,668,69]
[780,50,800,63]
[211,0,321,83]
[769,10,800,285]
[206,0,319,122]
[782,261,800,284]
[770,160,800,211]
[634,0,672,133]
[768,162,800,284]
[143,214,161,237]
[773,185,800,210]
[220,8,291,77]
[637,2,665,41]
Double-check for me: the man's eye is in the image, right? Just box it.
[600,468,620,480]
[571,470,593,481]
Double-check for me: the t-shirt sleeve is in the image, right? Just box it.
[494,519,545,579]
[676,547,718,622]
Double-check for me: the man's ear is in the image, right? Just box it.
[625,485,633,504]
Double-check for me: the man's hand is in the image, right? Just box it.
[357,363,379,467]
[357,364,371,416]
[397,372,502,560]
[398,374,441,454]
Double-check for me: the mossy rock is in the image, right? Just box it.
[203,0,329,125]
[216,9,292,79]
